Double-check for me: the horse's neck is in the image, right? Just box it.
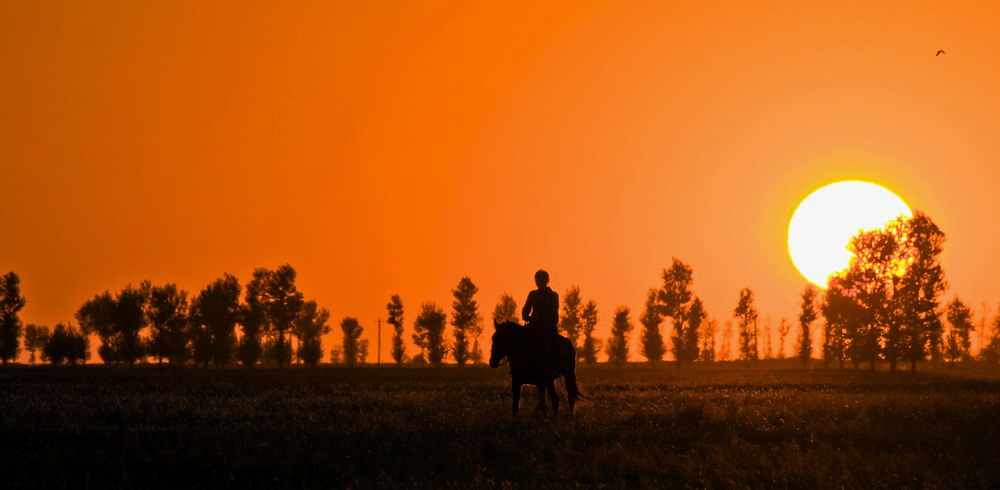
[506,331,536,362]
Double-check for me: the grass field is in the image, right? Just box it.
[3,362,1000,488]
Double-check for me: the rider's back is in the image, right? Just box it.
[523,286,559,336]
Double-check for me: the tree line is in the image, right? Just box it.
[1,265,335,367]
[2,211,999,369]
[627,211,999,371]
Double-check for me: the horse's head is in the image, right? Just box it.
[489,319,518,368]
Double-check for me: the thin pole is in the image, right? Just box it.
[377,317,382,365]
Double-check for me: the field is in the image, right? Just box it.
[3,363,1000,488]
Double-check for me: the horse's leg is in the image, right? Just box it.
[511,380,521,416]
[537,384,547,418]
[548,382,560,417]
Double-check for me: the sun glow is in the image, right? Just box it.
[788,181,912,288]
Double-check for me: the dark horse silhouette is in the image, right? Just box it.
[489,319,581,416]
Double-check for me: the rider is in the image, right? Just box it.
[522,270,560,369]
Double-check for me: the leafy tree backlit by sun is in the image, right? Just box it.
[822,211,946,372]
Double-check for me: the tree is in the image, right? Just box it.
[777,318,790,359]
[147,284,189,365]
[832,211,947,371]
[944,297,973,365]
[658,259,700,367]
[329,346,342,365]
[700,317,717,362]
[238,270,268,367]
[340,317,364,367]
[42,323,88,365]
[762,316,773,359]
[359,339,370,364]
[257,264,304,367]
[720,320,734,361]
[798,285,818,368]
[23,324,50,364]
[734,288,759,365]
[823,275,860,368]
[296,300,330,366]
[580,300,600,364]
[413,302,447,366]
[189,274,241,368]
[0,272,26,366]
[639,288,665,365]
[896,212,947,371]
[980,307,1000,363]
[387,294,407,365]
[450,277,482,367]
[114,284,149,366]
[76,291,117,364]
[559,286,582,349]
[685,297,706,364]
[844,227,898,370]
[606,306,633,366]
[492,294,518,323]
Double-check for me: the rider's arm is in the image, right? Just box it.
[522,291,535,322]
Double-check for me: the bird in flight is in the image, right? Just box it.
[936,50,946,56]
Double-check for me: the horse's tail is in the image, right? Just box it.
[561,337,584,404]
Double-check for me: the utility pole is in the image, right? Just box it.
[377,317,381,365]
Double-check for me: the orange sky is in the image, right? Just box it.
[3,1,999,362]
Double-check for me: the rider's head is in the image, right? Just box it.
[534,269,550,288]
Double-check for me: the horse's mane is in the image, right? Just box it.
[495,320,523,332]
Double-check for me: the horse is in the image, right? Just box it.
[489,319,581,417]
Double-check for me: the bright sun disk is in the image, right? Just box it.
[788,181,912,288]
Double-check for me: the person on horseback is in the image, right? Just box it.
[522,270,560,372]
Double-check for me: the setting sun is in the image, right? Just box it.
[788,181,912,288]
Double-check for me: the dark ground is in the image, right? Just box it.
[2,362,1000,488]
